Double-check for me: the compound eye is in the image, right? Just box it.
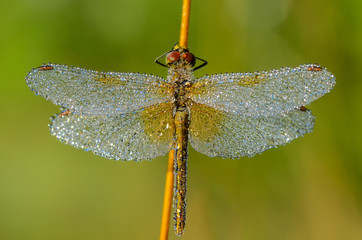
[181,52,196,67]
[166,51,180,65]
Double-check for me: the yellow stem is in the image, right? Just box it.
[159,1,192,239]
[159,150,175,240]
[179,0,191,49]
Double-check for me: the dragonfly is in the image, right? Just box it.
[25,43,335,236]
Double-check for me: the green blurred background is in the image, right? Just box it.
[0,0,361,239]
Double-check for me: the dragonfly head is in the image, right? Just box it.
[166,47,196,68]
[155,43,207,71]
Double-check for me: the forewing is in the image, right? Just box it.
[26,63,171,115]
[189,102,315,158]
[190,64,335,116]
[50,103,174,161]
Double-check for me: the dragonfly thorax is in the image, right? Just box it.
[168,64,194,108]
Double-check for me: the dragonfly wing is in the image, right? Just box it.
[190,64,335,116]
[26,63,171,115]
[189,102,315,158]
[50,103,174,161]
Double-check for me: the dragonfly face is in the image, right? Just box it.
[165,47,196,68]
[25,45,335,236]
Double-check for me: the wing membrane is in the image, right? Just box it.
[189,102,315,158]
[26,63,171,115]
[50,103,174,161]
[189,64,335,116]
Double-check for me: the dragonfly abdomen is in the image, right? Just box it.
[173,107,189,236]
